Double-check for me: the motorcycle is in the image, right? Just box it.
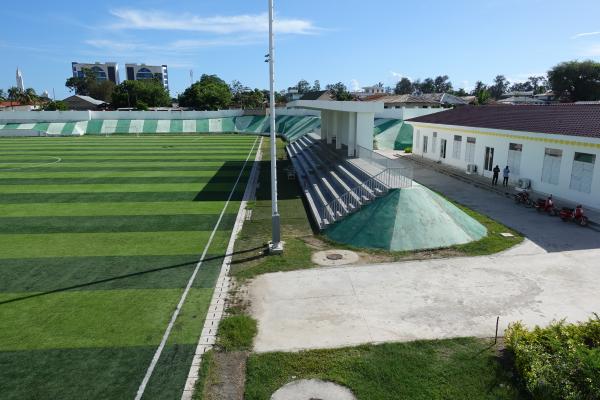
[513,190,533,207]
[559,205,589,227]
[534,195,558,216]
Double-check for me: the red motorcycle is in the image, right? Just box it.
[559,205,589,227]
[534,195,558,216]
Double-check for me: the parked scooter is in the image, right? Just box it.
[513,190,533,207]
[559,205,589,227]
[534,195,558,216]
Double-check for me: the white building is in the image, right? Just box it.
[125,64,169,90]
[407,105,600,209]
[16,68,24,90]
[72,62,120,84]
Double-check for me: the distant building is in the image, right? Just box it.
[364,93,468,109]
[299,90,333,101]
[72,62,120,84]
[62,95,108,111]
[498,90,558,105]
[16,68,24,91]
[125,64,169,90]
[285,88,303,102]
[353,84,388,99]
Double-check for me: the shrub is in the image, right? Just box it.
[505,316,600,400]
[404,147,412,153]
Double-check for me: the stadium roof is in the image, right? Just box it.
[407,105,600,138]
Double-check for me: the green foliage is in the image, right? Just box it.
[179,74,232,110]
[326,82,353,100]
[506,317,600,400]
[216,315,258,352]
[548,60,600,101]
[395,77,413,94]
[43,100,68,111]
[65,68,115,102]
[111,79,171,109]
[477,89,492,105]
[404,147,412,153]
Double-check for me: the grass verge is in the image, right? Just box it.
[245,338,529,400]
[216,315,258,352]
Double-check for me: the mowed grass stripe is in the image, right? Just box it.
[0,254,224,293]
[0,214,237,234]
[0,288,211,351]
[0,176,243,185]
[0,201,235,217]
[0,191,243,203]
[0,170,241,179]
[0,182,243,193]
[0,231,231,258]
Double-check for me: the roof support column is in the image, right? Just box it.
[347,112,357,157]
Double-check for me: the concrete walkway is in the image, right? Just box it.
[249,246,600,353]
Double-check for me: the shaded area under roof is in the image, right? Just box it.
[407,104,600,138]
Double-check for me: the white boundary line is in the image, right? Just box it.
[134,136,260,400]
[0,156,62,171]
[180,137,263,400]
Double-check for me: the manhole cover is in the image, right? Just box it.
[326,253,343,260]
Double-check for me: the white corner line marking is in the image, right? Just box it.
[134,136,259,400]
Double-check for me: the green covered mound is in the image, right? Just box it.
[373,119,414,151]
[325,185,487,251]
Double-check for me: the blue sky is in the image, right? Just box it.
[2,0,600,99]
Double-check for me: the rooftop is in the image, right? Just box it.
[406,104,600,138]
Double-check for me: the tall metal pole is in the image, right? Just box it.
[268,0,282,252]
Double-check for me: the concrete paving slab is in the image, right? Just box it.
[249,249,600,353]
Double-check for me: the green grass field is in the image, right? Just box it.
[0,134,258,399]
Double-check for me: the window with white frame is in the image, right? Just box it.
[541,148,562,185]
[570,152,596,193]
[432,132,437,154]
[452,135,462,159]
[465,137,476,163]
[507,143,523,176]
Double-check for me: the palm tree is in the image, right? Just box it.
[7,87,23,110]
[0,89,6,101]
[23,88,38,106]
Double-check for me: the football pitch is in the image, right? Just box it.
[0,134,259,399]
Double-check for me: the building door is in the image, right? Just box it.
[507,143,523,176]
[440,139,447,159]
[423,136,428,153]
[484,146,494,172]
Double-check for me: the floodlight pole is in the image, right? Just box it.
[268,0,283,253]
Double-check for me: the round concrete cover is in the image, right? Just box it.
[271,379,357,400]
[311,250,360,267]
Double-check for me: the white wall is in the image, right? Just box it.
[409,122,600,209]
[0,110,244,123]
[277,107,320,117]
[375,107,443,120]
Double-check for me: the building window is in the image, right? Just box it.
[507,143,523,175]
[136,67,155,80]
[484,146,495,171]
[452,135,462,159]
[541,148,562,185]
[415,130,420,150]
[91,66,107,81]
[465,137,476,163]
[570,152,596,193]
[432,132,437,154]
[423,136,428,153]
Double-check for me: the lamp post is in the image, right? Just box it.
[267,0,283,253]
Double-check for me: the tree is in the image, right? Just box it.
[112,79,171,109]
[22,88,39,105]
[89,81,115,103]
[65,68,97,96]
[312,80,321,91]
[7,87,23,103]
[548,60,600,101]
[325,82,353,100]
[415,78,435,93]
[471,81,488,96]
[489,75,509,99]
[234,88,265,109]
[452,88,468,97]
[0,89,6,101]
[394,78,413,95]
[296,79,310,94]
[476,89,492,105]
[528,76,548,95]
[509,81,534,93]
[433,75,453,93]
[178,74,232,110]
[43,100,68,111]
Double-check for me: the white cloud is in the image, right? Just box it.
[572,31,600,39]
[390,71,411,82]
[350,79,361,92]
[109,9,320,35]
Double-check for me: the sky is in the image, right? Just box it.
[1,0,600,99]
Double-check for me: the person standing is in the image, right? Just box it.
[492,165,500,186]
[503,165,510,187]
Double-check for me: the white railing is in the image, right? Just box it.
[320,167,412,227]
[356,144,413,174]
